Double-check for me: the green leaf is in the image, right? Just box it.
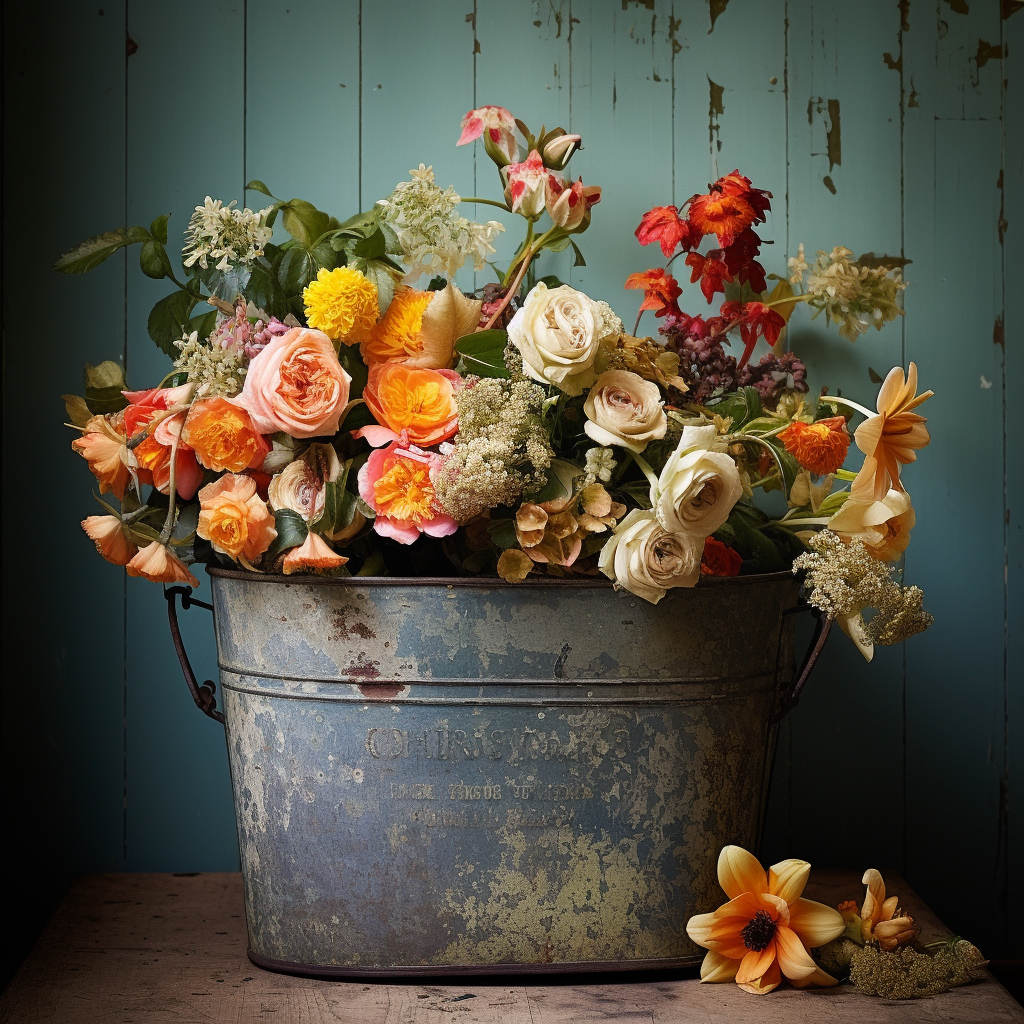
[279,246,316,294]
[165,371,189,387]
[139,239,174,280]
[281,199,331,246]
[537,275,565,289]
[339,401,375,434]
[426,275,447,291]
[485,519,518,551]
[570,241,586,267]
[317,475,360,539]
[244,260,288,318]
[265,509,308,561]
[338,348,369,400]
[83,360,129,415]
[617,480,653,509]
[454,330,510,379]
[355,259,398,314]
[351,228,388,261]
[188,308,217,343]
[147,290,197,357]
[63,393,93,426]
[53,226,151,274]
[149,214,169,244]
[730,519,785,572]
[764,439,800,494]
[711,386,763,429]
[245,180,276,198]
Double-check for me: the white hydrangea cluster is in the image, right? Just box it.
[182,197,273,273]
[173,330,247,396]
[377,165,504,279]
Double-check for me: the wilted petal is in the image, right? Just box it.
[410,282,483,369]
[718,846,768,900]
[768,859,810,905]
[699,950,740,983]
[497,549,533,583]
[788,898,846,948]
[774,925,817,980]
[737,958,781,995]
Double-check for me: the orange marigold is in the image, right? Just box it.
[779,417,850,476]
[360,286,435,364]
[688,191,755,247]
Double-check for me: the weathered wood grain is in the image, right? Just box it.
[1,872,1020,1023]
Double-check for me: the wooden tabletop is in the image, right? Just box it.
[1,870,1020,1023]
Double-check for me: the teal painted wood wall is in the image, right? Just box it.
[3,0,1022,980]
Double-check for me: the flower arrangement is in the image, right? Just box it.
[686,847,986,998]
[59,102,933,660]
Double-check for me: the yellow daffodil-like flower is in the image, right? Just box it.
[302,266,379,346]
[361,286,434,363]
[686,846,845,994]
[859,869,917,950]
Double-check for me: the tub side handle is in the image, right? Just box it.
[164,586,226,725]
[769,609,833,724]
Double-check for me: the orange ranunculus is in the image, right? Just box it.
[282,531,349,575]
[182,396,270,473]
[779,416,851,476]
[701,537,743,576]
[126,541,200,587]
[854,362,934,501]
[362,361,460,447]
[237,327,352,438]
[82,515,138,566]
[197,473,277,564]
[132,413,204,500]
[361,283,482,369]
[71,413,131,500]
[686,846,845,994]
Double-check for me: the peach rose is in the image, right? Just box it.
[197,473,277,564]
[182,396,270,473]
[126,542,200,587]
[82,515,138,566]
[72,413,131,500]
[237,327,351,438]
[362,361,460,448]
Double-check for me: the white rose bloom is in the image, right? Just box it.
[599,509,702,604]
[508,283,616,396]
[653,425,743,538]
[584,369,667,453]
[268,443,341,524]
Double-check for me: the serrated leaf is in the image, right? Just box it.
[139,239,173,280]
[84,360,129,415]
[147,290,197,357]
[454,329,510,379]
[149,214,169,244]
[265,509,308,562]
[63,394,93,427]
[279,246,316,293]
[53,226,151,274]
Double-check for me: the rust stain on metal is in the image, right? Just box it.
[825,99,841,172]
[943,0,969,12]
[345,658,381,679]
[357,682,407,700]
[708,0,730,32]
[708,77,724,154]
[329,610,376,641]
[908,78,920,107]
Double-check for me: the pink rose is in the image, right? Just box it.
[237,327,351,439]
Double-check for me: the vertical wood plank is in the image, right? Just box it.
[774,0,908,874]
[1003,1,1023,962]
[1,1,128,983]
[902,0,1006,947]
[123,0,246,870]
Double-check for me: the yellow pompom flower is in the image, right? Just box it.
[302,266,379,346]
[360,286,434,364]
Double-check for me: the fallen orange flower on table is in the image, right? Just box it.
[686,845,845,994]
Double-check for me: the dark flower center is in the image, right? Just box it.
[741,909,777,952]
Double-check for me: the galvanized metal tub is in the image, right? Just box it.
[166,570,828,977]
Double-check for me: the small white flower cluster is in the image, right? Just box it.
[173,330,247,397]
[182,197,274,273]
[377,165,504,279]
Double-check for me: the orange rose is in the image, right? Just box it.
[362,361,459,447]
[197,473,277,564]
[237,327,351,438]
[126,542,200,587]
[71,413,131,500]
[82,515,138,566]
[182,397,270,472]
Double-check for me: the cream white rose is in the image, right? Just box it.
[599,509,701,604]
[653,425,743,537]
[268,443,341,524]
[508,282,615,396]
[584,369,667,453]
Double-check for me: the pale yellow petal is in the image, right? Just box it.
[789,966,839,989]
[685,911,717,948]
[768,859,810,904]
[699,950,740,983]
[717,846,768,900]
[774,925,817,980]
[788,898,846,947]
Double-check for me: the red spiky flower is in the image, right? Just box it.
[625,268,682,317]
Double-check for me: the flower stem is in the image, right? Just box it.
[819,394,875,420]
[485,223,552,331]
[629,451,660,492]
[158,386,197,545]
[461,196,512,211]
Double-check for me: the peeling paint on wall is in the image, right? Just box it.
[708,0,730,33]
[708,76,724,155]
[944,0,969,13]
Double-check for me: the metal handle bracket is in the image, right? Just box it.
[164,585,225,725]
[769,607,834,725]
